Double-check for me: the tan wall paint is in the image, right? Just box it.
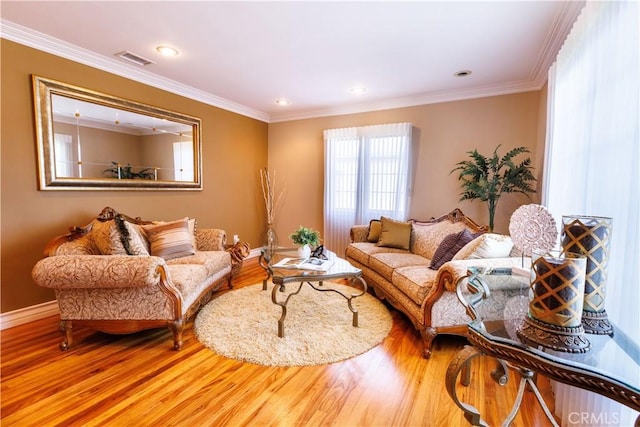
[268,92,545,251]
[55,122,143,178]
[1,40,268,313]
[1,39,548,314]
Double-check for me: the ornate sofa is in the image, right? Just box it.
[32,207,249,351]
[345,208,525,358]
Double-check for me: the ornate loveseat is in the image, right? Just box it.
[346,208,524,358]
[32,207,249,351]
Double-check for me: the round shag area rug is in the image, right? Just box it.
[194,282,393,367]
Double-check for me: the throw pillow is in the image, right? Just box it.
[150,217,197,249]
[142,218,196,260]
[409,220,468,260]
[452,233,514,260]
[122,221,150,255]
[91,219,128,255]
[376,216,411,250]
[429,228,482,269]
[187,217,197,250]
[367,219,382,242]
[91,218,150,256]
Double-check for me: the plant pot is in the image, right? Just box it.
[297,244,311,259]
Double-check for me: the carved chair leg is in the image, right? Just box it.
[168,320,184,350]
[420,327,437,359]
[59,320,72,351]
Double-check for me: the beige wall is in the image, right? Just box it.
[268,91,545,250]
[1,40,269,313]
[1,39,548,314]
[54,122,143,178]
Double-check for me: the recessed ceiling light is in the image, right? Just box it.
[275,98,290,106]
[156,45,180,57]
[350,86,367,95]
[454,70,472,77]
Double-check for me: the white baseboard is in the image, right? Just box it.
[248,248,261,259]
[0,300,59,330]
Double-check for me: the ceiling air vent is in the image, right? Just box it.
[115,51,155,66]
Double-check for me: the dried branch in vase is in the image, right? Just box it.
[260,168,285,224]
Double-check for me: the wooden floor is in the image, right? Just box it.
[1,258,557,426]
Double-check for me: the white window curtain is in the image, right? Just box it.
[324,122,413,256]
[544,2,639,425]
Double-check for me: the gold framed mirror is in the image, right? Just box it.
[32,75,203,190]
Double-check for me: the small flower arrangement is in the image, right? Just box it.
[289,226,321,247]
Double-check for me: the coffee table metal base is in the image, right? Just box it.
[271,277,367,338]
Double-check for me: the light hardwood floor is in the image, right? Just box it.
[1,258,556,426]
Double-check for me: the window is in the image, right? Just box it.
[323,123,413,255]
[544,2,638,424]
[173,141,194,181]
[54,133,73,177]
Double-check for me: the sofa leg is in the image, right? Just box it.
[168,320,184,350]
[59,320,72,351]
[420,327,437,359]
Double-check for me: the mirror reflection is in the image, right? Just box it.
[33,76,203,190]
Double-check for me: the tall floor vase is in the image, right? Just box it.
[517,250,590,353]
[561,215,613,335]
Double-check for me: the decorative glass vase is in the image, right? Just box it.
[561,215,613,335]
[265,223,278,249]
[517,250,590,353]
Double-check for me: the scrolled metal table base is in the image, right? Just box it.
[445,345,559,427]
[271,277,367,338]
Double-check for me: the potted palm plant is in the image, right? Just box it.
[451,145,536,231]
[289,226,321,258]
[104,162,155,180]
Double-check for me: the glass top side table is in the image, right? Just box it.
[445,267,640,426]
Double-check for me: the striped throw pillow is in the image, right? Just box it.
[142,218,195,260]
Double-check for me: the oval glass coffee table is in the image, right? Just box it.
[259,247,367,337]
[445,266,640,426]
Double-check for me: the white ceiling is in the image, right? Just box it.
[1,1,584,123]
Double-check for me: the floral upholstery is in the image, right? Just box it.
[55,234,100,255]
[195,228,227,251]
[430,268,528,328]
[32,255,165,289]
[391,264,438,305]
[345,208,526,358]
[54,286,174,320]
[344,241,406,266]
[31,207,248,351]
[410,220,468,260]
[349,225,370,244]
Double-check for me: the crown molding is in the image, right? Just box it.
[269,80,541,123]
[270,1,585,123]
[0,19,270,123]
[530,1,585,86]
[2,2,583,125]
